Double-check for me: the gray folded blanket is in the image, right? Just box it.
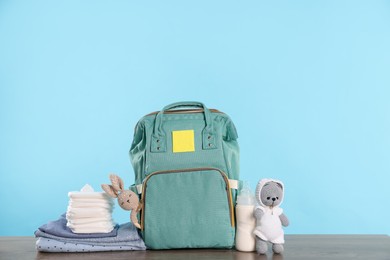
[35,215,146,252]
[37,213,118,239]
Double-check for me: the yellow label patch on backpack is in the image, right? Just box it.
[172,130,195,153]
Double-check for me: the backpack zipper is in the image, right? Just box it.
[140,167,235,230]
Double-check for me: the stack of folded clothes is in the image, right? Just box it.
[35,214,146,252]
[66,184,115,233]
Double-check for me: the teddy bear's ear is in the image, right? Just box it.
[101,184,118,198]
[109,174,124,191]
[276,182,283,190]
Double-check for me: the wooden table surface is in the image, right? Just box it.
[0,235,389,260]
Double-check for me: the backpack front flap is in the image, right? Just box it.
[141,168,235,249]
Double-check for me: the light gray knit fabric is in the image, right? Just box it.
[36,237,145,252]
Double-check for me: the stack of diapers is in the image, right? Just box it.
[35,215,146,252]
[66,184,115,233]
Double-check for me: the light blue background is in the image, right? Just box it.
[1,1,389,236]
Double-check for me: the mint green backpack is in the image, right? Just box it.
[129,102,239,249]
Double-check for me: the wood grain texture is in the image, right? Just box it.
[0,235,389,260]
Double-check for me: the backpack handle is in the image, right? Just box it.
[162,101,206,111]
[151,101,216,152]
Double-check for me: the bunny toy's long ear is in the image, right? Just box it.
[109,174,124,191]
[101,184,118,198]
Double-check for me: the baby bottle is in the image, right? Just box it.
[235,181,256,252]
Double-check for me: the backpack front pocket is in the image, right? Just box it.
[141,167,235,249]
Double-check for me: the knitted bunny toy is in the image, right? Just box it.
[101,174,141,229]
[253,179,289,254]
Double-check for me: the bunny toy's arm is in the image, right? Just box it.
[130,201,142,229]
[131,210,141,229]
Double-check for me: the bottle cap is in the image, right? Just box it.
[236,181,255,205]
